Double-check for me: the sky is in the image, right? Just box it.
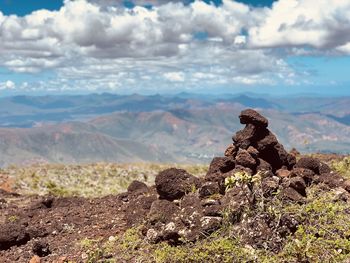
[0,0,349,96]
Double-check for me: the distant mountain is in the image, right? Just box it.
[0,93,349,167]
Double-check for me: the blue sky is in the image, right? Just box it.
[0,0,349,96]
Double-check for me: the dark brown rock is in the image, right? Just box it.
[247,146,259,159]
[148,200,180,224]
[200,216,222,234]
[317,172,345,188]
[224,144,237,157]
[199,182,220,198]
[127,180,149,194]
[32,241,50,257]
[235,149,257,170]
[203,204,222,217]
[155,168,201,201]
[256,158,272,172]
[295,157,321,174]
[207,157,235,175]
[125,194,157,226]
[261,177,280,197]
[232,124,258,149]
[319,162,331,174]
[239,109,268,128]
[290,168,315,185]
[288,177,306,196]
[282,187,304,202]
[255,130,278,152]
[0,223,30,250]
[221,185,253,223]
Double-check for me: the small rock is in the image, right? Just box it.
[203,205,222,217]
[319,162,331,174]
[276,169,291,178]
[290,168,315,185]
[288,177,306,196]
[282,187,304,202]
[200,216,222,234]
[232,124,257,149]
[32,241,51,257]
[199,182,220,198]
[261,177,280,197]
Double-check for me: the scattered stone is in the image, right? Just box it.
[261,177,280,197]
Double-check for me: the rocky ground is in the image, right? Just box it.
[1,109,350,263]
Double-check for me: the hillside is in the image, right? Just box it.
[0,94,349,166]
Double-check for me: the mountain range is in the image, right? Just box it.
[0,93,349,167]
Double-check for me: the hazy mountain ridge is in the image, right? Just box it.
[0,93,349,167]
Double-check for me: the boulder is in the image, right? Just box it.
[207,157,235,175]
[155,168,201,201]
[239,109,269,128]
[295,157,321,174]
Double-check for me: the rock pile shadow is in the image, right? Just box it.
[124,109,350,251]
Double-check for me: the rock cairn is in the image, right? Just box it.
[123,109,350,249]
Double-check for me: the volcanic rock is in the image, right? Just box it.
[199,182,220,198]
[239,109,268,128]
[235,149,257,170]
[224,144,237,157]
[32,241,50,257]
[155,168,201,201]
[295,157,321,174]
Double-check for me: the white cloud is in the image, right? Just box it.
[248,0,350,50]
[0,0,349,92]
[163,71,185,82]
[0,80,16,90]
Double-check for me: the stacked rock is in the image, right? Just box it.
[123,109,349,248]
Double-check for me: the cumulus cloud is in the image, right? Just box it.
[0,80,16,90]
[248,0,350,51]
[0,0,349,92]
